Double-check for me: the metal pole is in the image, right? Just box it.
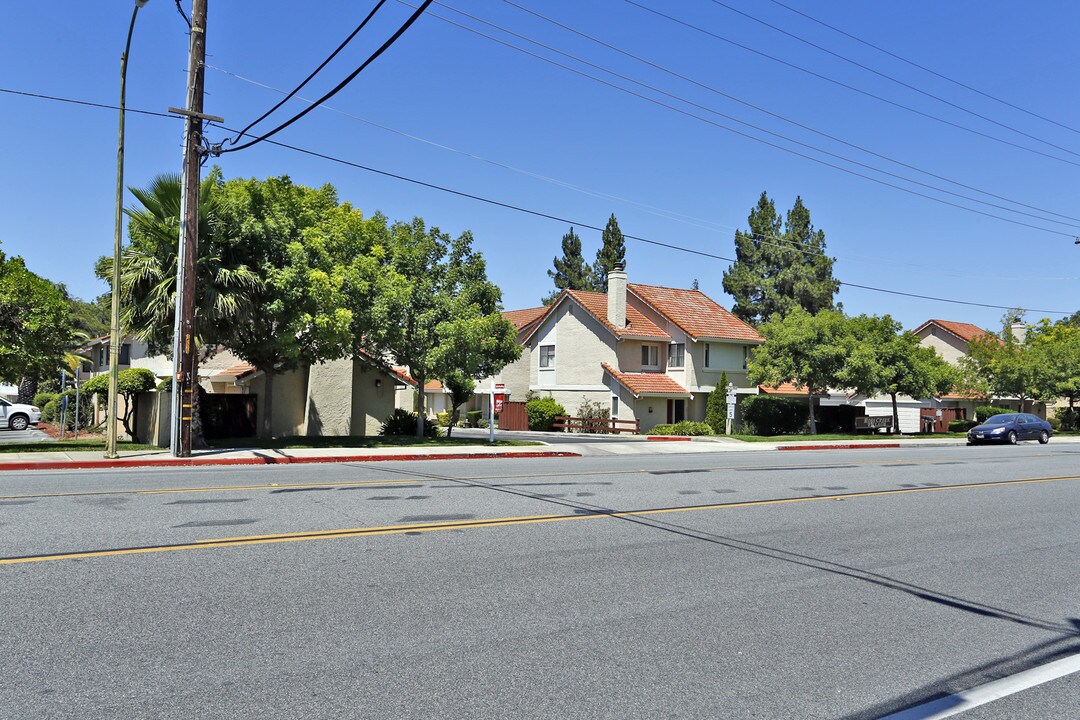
[59,368,67,440]
[488,379,495,444]
[107,3,144,458]
[74,375,81,440]
[171,0,208,457]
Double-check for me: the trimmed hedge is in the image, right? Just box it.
[466,410,483,428]
[649,421,712,436]
[40,389,93,431]
[33,392,59,409]
[949,420,979,432]
[526,397,565,431]
[975,405,1011,422]
[741,395,809,436]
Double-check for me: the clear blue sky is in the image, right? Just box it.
[2,0,1078,333]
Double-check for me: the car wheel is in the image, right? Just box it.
[1039,430,1049,444]
[1007,430,1017,445]
[9,414,29,431]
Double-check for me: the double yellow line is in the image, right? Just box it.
[2,474,1076,566]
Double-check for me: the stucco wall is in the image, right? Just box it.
[916,329,968,366]
[528,300,617,391]
[136,391,171,447]
[262,368,308,437]
[303,360,397,436]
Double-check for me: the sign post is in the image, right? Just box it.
[724,382,736,436]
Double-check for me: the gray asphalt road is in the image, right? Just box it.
[2,445,1078,719]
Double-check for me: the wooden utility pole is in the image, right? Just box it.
[171,0,208,457]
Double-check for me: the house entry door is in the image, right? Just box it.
[666,399,685,424]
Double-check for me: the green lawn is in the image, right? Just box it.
[728,432,970,443]
[0,440,163,453]
[207,435,541,450]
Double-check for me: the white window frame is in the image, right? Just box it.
[743,345,750,370]
[668,343,685,369]
[704,343,711,369]
[539,344,556,369]
[611,395,619,419]
[641,344,660,369]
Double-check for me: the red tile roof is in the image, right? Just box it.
[423,380,445,392]
[759,382,811,396]
[916,319,999,344]
[212,362,258,379]
[629,284,763,342]
[503,306,547,332]
[602,363,691,397]
[564,290,671,340]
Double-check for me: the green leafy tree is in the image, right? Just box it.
[367,219,519,436]
[83,367,156,441]
[961,327,1054,414]
[748,308,849,434]
[543,226,594,304]
[722,192,839,326]
[705,369,729,434]
[1029,318,1080,418]
[841,315,957,434]
[592,214,626,289]
[0,246,73,387]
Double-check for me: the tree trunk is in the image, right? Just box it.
[261,372,275,440]
[446,407,457,439]
[415,367,427,437]
[191,384,208,449]
[891,392,901,435]
[807,393,817,435]
[121,393,138,443]
[17,376,37,405]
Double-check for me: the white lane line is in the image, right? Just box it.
[881,651,1080,719]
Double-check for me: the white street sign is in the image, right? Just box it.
[727,405,735,420]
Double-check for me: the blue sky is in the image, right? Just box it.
[2,0,1078,333]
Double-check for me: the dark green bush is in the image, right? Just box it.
[41,389,93,431]
[1053,407,1078,431]
[649,421,712,436]
[649,423,677,435]
[949,420,979,432]
[526,397,565,431]
[741,395,809,436]
[466,410,483,428]
[379,408,439,437]
[33,392,59,409]
[975,405,1011,422]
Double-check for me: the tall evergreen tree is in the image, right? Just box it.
[592,213,626,289]
[543,226,593,304]
[722,192,839,326]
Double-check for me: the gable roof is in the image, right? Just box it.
[602,363,692,398]
[503,306,547,332]
[914,319,998,344]
[629,284,763,342]
[211,361,258,381]
[521,289,671,343]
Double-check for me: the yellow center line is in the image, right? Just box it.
[0,478,418,500]
[3,474,1077,566]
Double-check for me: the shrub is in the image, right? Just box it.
[477,418,489,429]
[975,405,1011,422]
[33,392,59,409]
[379,408,439,437]
[648,423,677,435]
[1053,407,1078,431]
[1047,416,1061,431]
[705,370,728,434]
[741,395,809,436]
[575,396,611,434]
[41,389,93,431]
[649,421,712,436]
[466,410,483,428]
[526,396,565,431]
[436,412,451,427]
[949,419,979,432]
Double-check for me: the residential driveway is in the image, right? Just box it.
[453,427,654,444]
[0,425,52,444]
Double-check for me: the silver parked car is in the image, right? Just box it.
[0,398,42,431]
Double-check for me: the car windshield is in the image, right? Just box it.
[985,414,1016,424]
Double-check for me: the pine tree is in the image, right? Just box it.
[691,278,699,291]
[722,192,839,326]
[705,369,728,434]
[543,226,594,304]
[592,213,626,289]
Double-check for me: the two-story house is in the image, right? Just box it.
[498,266,763,432]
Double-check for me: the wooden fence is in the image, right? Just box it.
[552,415,640,434]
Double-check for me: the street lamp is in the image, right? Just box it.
[106,0,151,459]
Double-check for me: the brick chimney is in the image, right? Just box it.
[607,263,627,329]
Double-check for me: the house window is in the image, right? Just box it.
[120,343,131,365]
[742,345,750,370]
[539,344,555,368]
[641,345,660,368]
[101,345,109,368]
[704,343,710,368]
[668,343,685,368]
[611,395,619,419]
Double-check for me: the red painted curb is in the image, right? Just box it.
[646,436,692,442]
[0,450,580,472]
[777,443,902,451]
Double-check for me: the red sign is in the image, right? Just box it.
[494,394,505,414]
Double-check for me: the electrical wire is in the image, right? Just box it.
[495,0,1080,225]
[2,84,1071,314]
[763,0,1080,137]
[226,0,388,145]
[216,0,434,154]
[174,0,191,29]
[411,5,1077,237]
[705,0,1080,159]
[623,0,1080,168]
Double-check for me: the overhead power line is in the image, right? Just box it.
[763,0,1080,137]
[413,4,1077,237]
[2,84,1071,314]
[217,0,434,153]
[208,65,1080,284]
[493,0,1080,225]
[227,0,388,145]
[705,0,1080,159]
[622,0,1080,168]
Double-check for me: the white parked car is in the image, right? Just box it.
[0,398,41,431]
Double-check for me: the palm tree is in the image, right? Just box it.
[101,173,262,446]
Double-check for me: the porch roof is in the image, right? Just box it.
[602,363,692,398]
